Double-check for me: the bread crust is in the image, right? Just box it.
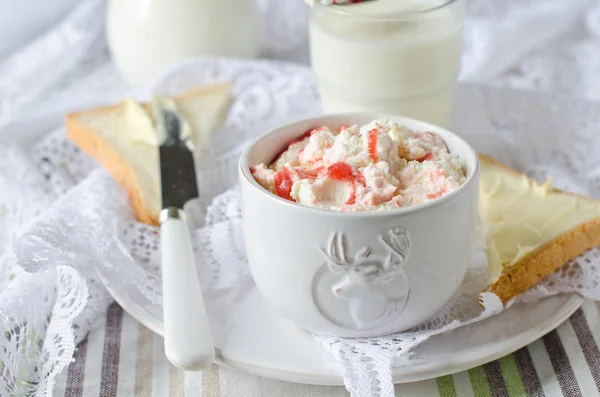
[479,153,600,303]
[65,112,159,225]
[64,82,232,226]
[486,216,600,303]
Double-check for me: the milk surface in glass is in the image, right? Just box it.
[309,0,464,127]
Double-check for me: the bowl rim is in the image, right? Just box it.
[238,112,480,217]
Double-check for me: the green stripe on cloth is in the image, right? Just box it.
[469,367,493,397]
[437,375,457,397]
[498,355,527,397]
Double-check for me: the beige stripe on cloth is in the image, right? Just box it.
[116,313,140,395]
[151,330,172,395]
[203,364,221,397]
[170,364,185,396]
[134,322,154,396]
[80,313,107,396]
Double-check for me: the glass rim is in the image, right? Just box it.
[311,0,460,21]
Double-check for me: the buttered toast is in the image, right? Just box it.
[66,82,232,225]
[479,154,600,303]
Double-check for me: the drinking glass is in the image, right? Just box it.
[309,0,465,128]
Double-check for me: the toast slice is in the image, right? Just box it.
[66,82,232,225]
[479,154,600,303]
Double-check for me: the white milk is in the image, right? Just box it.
[107,0,260,86]
[309,0,464,127]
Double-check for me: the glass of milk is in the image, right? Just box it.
[309,0,465,128]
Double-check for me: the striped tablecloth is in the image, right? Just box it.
[53,300,600,397]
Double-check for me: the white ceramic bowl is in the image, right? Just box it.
[239,114,480,338]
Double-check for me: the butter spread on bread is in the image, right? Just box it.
[479,154,600,303]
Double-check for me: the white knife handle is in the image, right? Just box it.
[160,208,215,370]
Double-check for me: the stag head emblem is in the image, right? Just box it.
[312,228,411,331]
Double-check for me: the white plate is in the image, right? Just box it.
[101,58,584,385]
[6,56,587,386]
[104,274,582,385]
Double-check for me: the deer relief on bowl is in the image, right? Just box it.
[312,228,411,331]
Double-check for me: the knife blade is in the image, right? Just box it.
[155,97,199,210]
[154,96,215,371]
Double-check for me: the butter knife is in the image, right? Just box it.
[154,96,215,370]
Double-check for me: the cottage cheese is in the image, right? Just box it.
[251,118,466,211]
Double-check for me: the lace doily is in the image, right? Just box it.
[3,0,600,396]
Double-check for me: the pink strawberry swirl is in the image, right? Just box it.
[251,118,466,211]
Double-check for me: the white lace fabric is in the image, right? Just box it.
[2,0,600,396]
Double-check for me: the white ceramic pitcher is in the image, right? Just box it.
[107,0,261,86]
